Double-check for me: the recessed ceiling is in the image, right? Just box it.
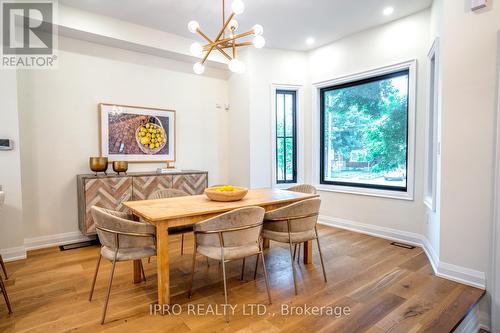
[59,0,432,51]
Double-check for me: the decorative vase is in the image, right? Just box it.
[112,161,128,175]
[89,157,108,176]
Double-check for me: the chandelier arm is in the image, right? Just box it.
[205,30,254,49]
[197,29,233,61]
[215,13,235,42]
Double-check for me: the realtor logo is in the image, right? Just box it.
[1,0,58,68]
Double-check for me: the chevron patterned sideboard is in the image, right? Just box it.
[77,171,208,235]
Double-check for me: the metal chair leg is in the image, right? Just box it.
[288,242,298,295]
[0,255,8,279]
[293,244,298,262]
[187,245,197,298]
[89,254,102,301]
[181,233,185,255]
[241,257,246,281]
[101,253,118,325]
[0,274,12,314]
[253,253,259,280]
[315,227,327,283]
[221,252,229,323]
[140,260,146,282]
[259,252,272,304]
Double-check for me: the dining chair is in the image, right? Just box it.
[263,198,326,295]
[0,260,12,315]
[285,184,317,261]
[150,189,190,255]
[187,206,272,322]
[89,206,156,324]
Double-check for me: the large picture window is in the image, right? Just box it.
[320,69,410,191]
[276,90,297,183]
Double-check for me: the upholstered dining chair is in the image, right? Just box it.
[150,189,190,255]
[286,184,317,195]
[263,198,326,295]
[89,206,156,324]
[0,258,12,315]
[187,206,272,322]
[285,184,317,261]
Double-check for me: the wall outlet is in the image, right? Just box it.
[471,0,487,11]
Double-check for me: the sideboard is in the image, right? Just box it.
[77,170,208,236]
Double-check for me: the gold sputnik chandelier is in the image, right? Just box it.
[188,0,265,74]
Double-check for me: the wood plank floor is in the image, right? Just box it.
[0,225,484,333]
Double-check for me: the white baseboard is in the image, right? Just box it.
[454,304,479,333]
[318,215,486,290]
[0,246,27,262]
[24,231,94,251]
[0,231,95,262]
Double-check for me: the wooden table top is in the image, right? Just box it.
[123,188,318,222]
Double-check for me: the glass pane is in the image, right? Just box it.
[285,93,294,137]
[285,138,294,181]
[276,94,285,137]
[277,138,285,182]
[322,71,409,190]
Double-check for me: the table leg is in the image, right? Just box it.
[303,240,313,264]
[263,238,270,249]
[133,260,142,283]
[156,224,170,305]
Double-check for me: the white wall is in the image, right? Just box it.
[16,36,229,239]
[0,71,25,258]
[307,10,430,235]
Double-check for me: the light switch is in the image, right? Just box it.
[471,0,487,11]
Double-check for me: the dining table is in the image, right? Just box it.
[123,187,319,305]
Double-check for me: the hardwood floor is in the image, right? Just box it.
[0,225,484,332]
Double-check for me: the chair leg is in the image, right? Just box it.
[288,242,298,295]
[0,255,8,279]
[187,246,197,298]
[259,252,272,304]
[89,254,102,301]
[148,257,151,264]
[181,233,185,255]
[221,254,229,323]
[140,260,146,282]
[293,244,298,262]
[101,254,118,325]
[253,253,259,280]
[240,257,246,281]
[0,274,12,314]
[315,227,328,283]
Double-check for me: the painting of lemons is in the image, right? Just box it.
[100,104,176,162]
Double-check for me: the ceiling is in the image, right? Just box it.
[59,0,432,51]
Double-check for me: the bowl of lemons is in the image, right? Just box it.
[204,185,248,202]
[136,120,167,155]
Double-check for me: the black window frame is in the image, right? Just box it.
[275,89,297,184]
[319,69,410,192]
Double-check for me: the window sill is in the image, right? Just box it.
[315,184,414,201]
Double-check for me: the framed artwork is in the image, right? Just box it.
[99,103,176,162]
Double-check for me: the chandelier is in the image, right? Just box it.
[188,0,265,74]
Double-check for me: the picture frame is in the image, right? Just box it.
[99,103,176,162]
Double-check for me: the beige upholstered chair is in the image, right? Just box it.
[263,198,326,295]
[150,189,190,255]
[0,257,12,314]
[187,206,272,322]
[89,206,156,324]
[286,184,317,195]
[285,184,317,261]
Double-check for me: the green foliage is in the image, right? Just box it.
[324,75,408,174]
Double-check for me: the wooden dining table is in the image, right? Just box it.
[123,187,319,305]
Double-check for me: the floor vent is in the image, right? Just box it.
[390,242,415,249]
[59,239,99,251]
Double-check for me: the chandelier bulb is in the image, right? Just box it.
[228,19,239,31]
[190,42,203,57]
[253,35,265,49]
[228,59,246,74]
[188,20,200,33]
[252,24,263,36]
[193,62,205,75]
[231,0,245,15]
